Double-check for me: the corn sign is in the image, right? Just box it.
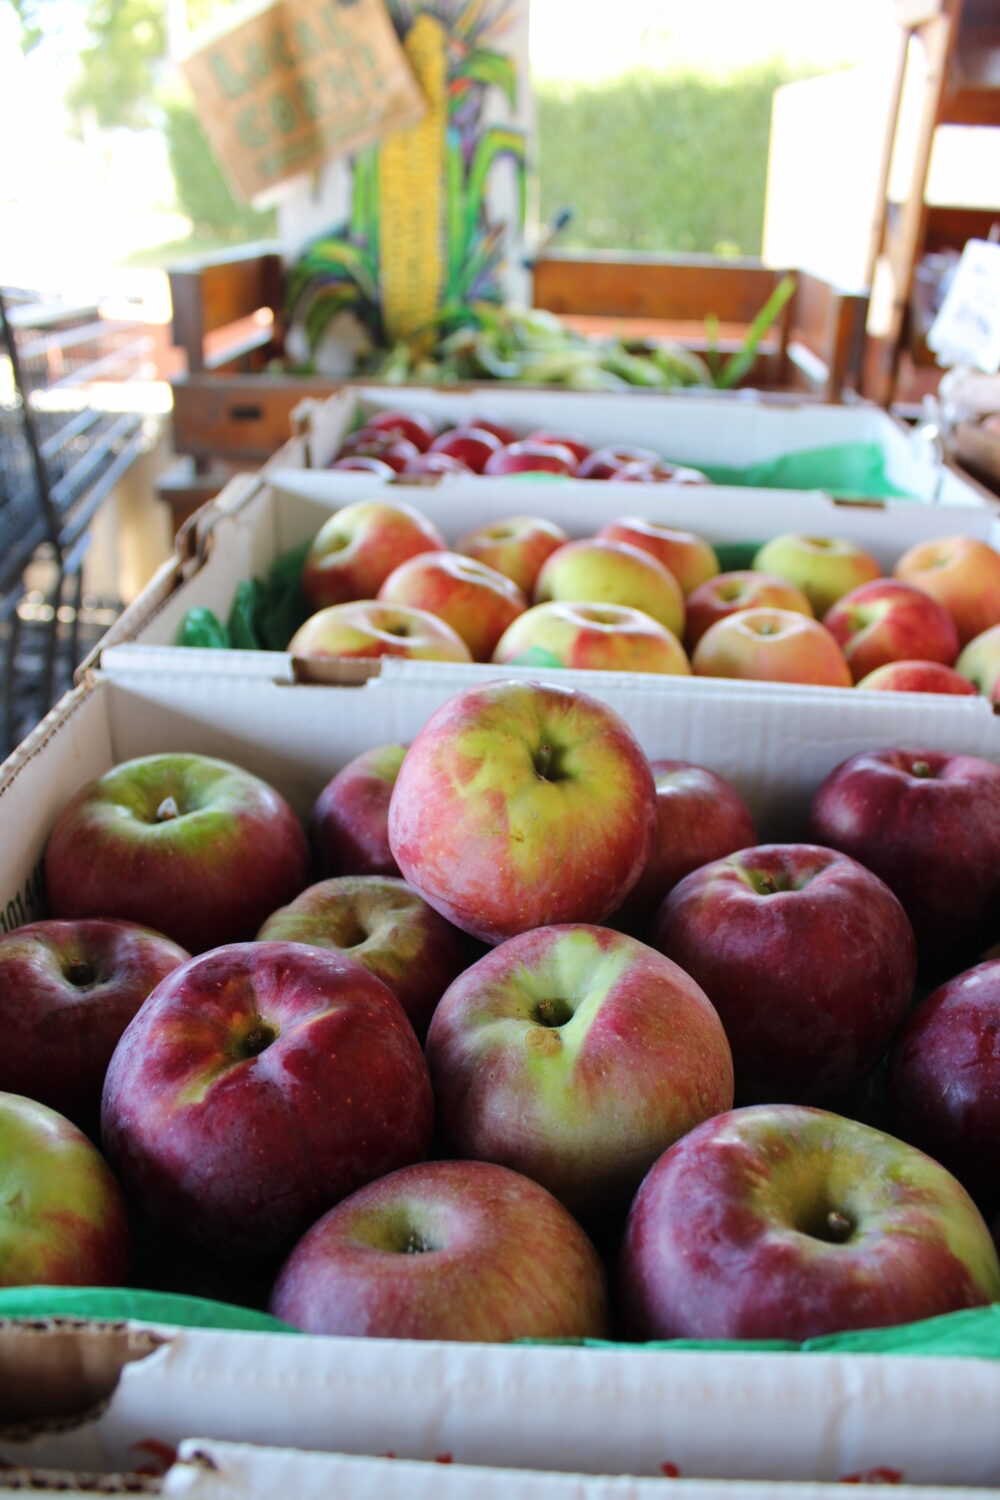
[286,0,529,360]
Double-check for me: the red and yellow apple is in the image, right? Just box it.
[287,600,472,664]
[302,499,446,611]
[894,535,1000,647]
[377,551,528,662]
[684,571,813,653]
[753,533,882,616]
[455,515,570,597]
[534,537,685,638]
[309,742,408,879]
[822,577,960,683]
[492,600,691,675]
[596,518,719,595]
[692,608,853,687]
[425,922,734,1220]
[856,660,978,695]
[387,678,657,944]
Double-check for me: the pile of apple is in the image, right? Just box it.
[289,485,1000,697]
[5,674,1000,1350]
[325,407,714,484]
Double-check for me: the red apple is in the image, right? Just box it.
[355,408,438,451]
[0,918,189,1136]
[377,551,528,662]
[0,1091,130,1287]
[855,660,979,695]
[526,429,592,465]
[611,459,711,484]
[101,941,434,1264]
[401,451,471,477]
[618,1103,1000,1342]
[334,432,422,472]
[425,923,733,1221]
[596,518,719,596]
[692,608,853,688]
[269,1159,611,1341]
[577,444,661,480]
[427,425,503,472]
[650,843,916,1104]
[387,678,657,945]
[894,535,1000,647]
[809,748,1000,979]
[492,600,691,676]
[612,760,757,936]
[455,514,571,597]
[466,415,519,447]
[302,499,446,611]
[535,537,685,638]
[327,455,397,477]
[44,753,311,956]
[483,439,579,476]
[309,742,407,879]
[684,570,814,653]
[822,578,959,683]
[256,875,480,1039]
[753,534,882,616]
[887,960,1000,1213]
[287,600,472,664]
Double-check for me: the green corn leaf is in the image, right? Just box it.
[445,128,467,300]
[303,284,365,355]
[460,126,527,281]
[452,47,517,108]
[715,272,797,390]
[350,146,380,263]
[291,236,380,305]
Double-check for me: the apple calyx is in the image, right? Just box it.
[155,796,181,823]
[823,1209,854,1243]
[909,759,934,779]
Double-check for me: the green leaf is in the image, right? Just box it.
[460,126,527,282]
[715,272,797,390]
[452,47,517,108]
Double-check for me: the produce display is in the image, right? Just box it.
[6,673,1000,1353]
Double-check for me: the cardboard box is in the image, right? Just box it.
[88,452,1000,685]
[290,384,998,508]
[5,666,1000,1490]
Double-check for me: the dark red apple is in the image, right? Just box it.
[618,1103,1000,1343]
[526,429,592,465]
[482,440,579,476]
[44,753,311,956]
[427,425,503,473]
[357,409,438,452]
[577,444,661,479]
[651,843,917,1104]
[269,1159,611,1342]
[612,760,757,936]
[101,941,434,1264]
[309,743,408,879]
[0,918,189,1137]
[887,960,1000,1214]
[809,748,1000,980]
[402,451,471,476]
[328,456,397,477]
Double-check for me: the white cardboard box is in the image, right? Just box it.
[88,455,1000,690]
[290,385,997,510]
[5,666,1000,1490]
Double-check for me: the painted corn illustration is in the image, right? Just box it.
[287,0,527,357]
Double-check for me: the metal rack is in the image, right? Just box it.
[0,286,152,757]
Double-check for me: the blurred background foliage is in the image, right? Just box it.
[2,0,824,261]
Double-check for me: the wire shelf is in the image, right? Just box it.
[0,285,151,758]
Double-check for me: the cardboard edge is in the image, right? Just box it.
[0,1319,168,1427]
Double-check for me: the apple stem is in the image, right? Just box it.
[156,795,181,822]
[825,1209,854,1243]
[909,760,933,779]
